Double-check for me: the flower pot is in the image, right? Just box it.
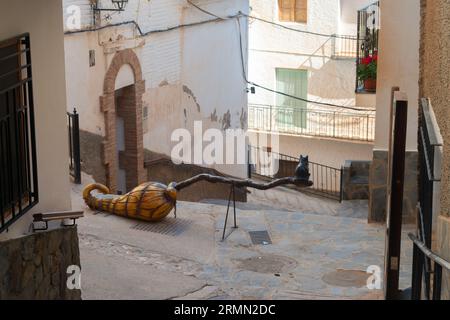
[364,78,377,92]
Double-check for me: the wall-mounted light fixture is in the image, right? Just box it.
[91,0,129,13]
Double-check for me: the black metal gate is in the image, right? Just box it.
[384,92,408,300]
[67,108,81,184]
[410,98,450,300]
[356,1,380,92]
[0,33,39,233]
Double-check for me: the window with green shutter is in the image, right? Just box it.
[275,68,308,129]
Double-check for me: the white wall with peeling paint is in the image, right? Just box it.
[63,0,249,178]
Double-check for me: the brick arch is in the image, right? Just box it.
[100,49,146,193]
[103,49,143,94]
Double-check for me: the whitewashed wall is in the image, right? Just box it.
[248,0,370,109]
[247,0,375,167]
[374,0,420,152]
[0,0,71,240]
[63,0,249,178]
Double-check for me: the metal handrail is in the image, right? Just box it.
[409,233,450,271]
[411,98,446,300]
[248,104,375,142]
[249,145,343,201]
[249,103,373,116]
[420,98,443,147]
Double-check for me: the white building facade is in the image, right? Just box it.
[63,0,250,194]
[247,0,376,170]
[1,0,81,299]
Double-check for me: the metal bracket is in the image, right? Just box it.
[32,218,79,232]
[32,221,49,232]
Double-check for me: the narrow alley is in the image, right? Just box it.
[72,174,412,300]
[1,0,449,305]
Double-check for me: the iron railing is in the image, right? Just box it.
[410,98,448,300]
[332,35,358,59]
[67,108,81,184]
[0,33,39,234]
[356,1,380,92]
[248,146,342,201]
[248,104,375,142]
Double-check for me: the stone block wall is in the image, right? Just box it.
[342,160,370,201]
[79,129,107,185]
[368,150,418,223]
[420,0,450,298]
[0,227,81,300]
[145,150,247,203]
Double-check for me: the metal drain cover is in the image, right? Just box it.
[249,231,272,245]
[131,218,192,236]
[236,255,298,274]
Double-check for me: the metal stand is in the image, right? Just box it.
[222,184,238,241]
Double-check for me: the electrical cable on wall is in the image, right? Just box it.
[242,13,357,40]
[65,1,374,112]
[187,1,374,112]
[186,0,357,39]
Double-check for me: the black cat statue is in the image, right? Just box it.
[295,155,311,181]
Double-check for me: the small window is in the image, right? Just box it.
[278,0,308,23]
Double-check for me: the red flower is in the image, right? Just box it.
[361,56,373,65]
[372,54,378,62]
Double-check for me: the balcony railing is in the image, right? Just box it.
[356,1,380,92]
[332,35,358,59]
[0,33,39,234]
[248,104,375,142]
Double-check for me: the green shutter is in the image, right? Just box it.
[276,68,308,129]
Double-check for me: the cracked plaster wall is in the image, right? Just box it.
[64,0,250,178]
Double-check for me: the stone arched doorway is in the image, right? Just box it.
[100,49,146,194]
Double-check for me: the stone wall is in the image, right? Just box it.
[419,0,450,218]
[0,227,81,300]
[420,0,450,298]
[80,129,106,186]
[145,150,247,203]
[368,150,418,223]
[342,161,370,201]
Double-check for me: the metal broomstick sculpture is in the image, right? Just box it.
[83,156,312,238]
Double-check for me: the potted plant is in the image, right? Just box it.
[357,54,378,92]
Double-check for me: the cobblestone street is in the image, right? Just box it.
[72,174,412,300]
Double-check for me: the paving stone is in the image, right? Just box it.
[70,173,413,300]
